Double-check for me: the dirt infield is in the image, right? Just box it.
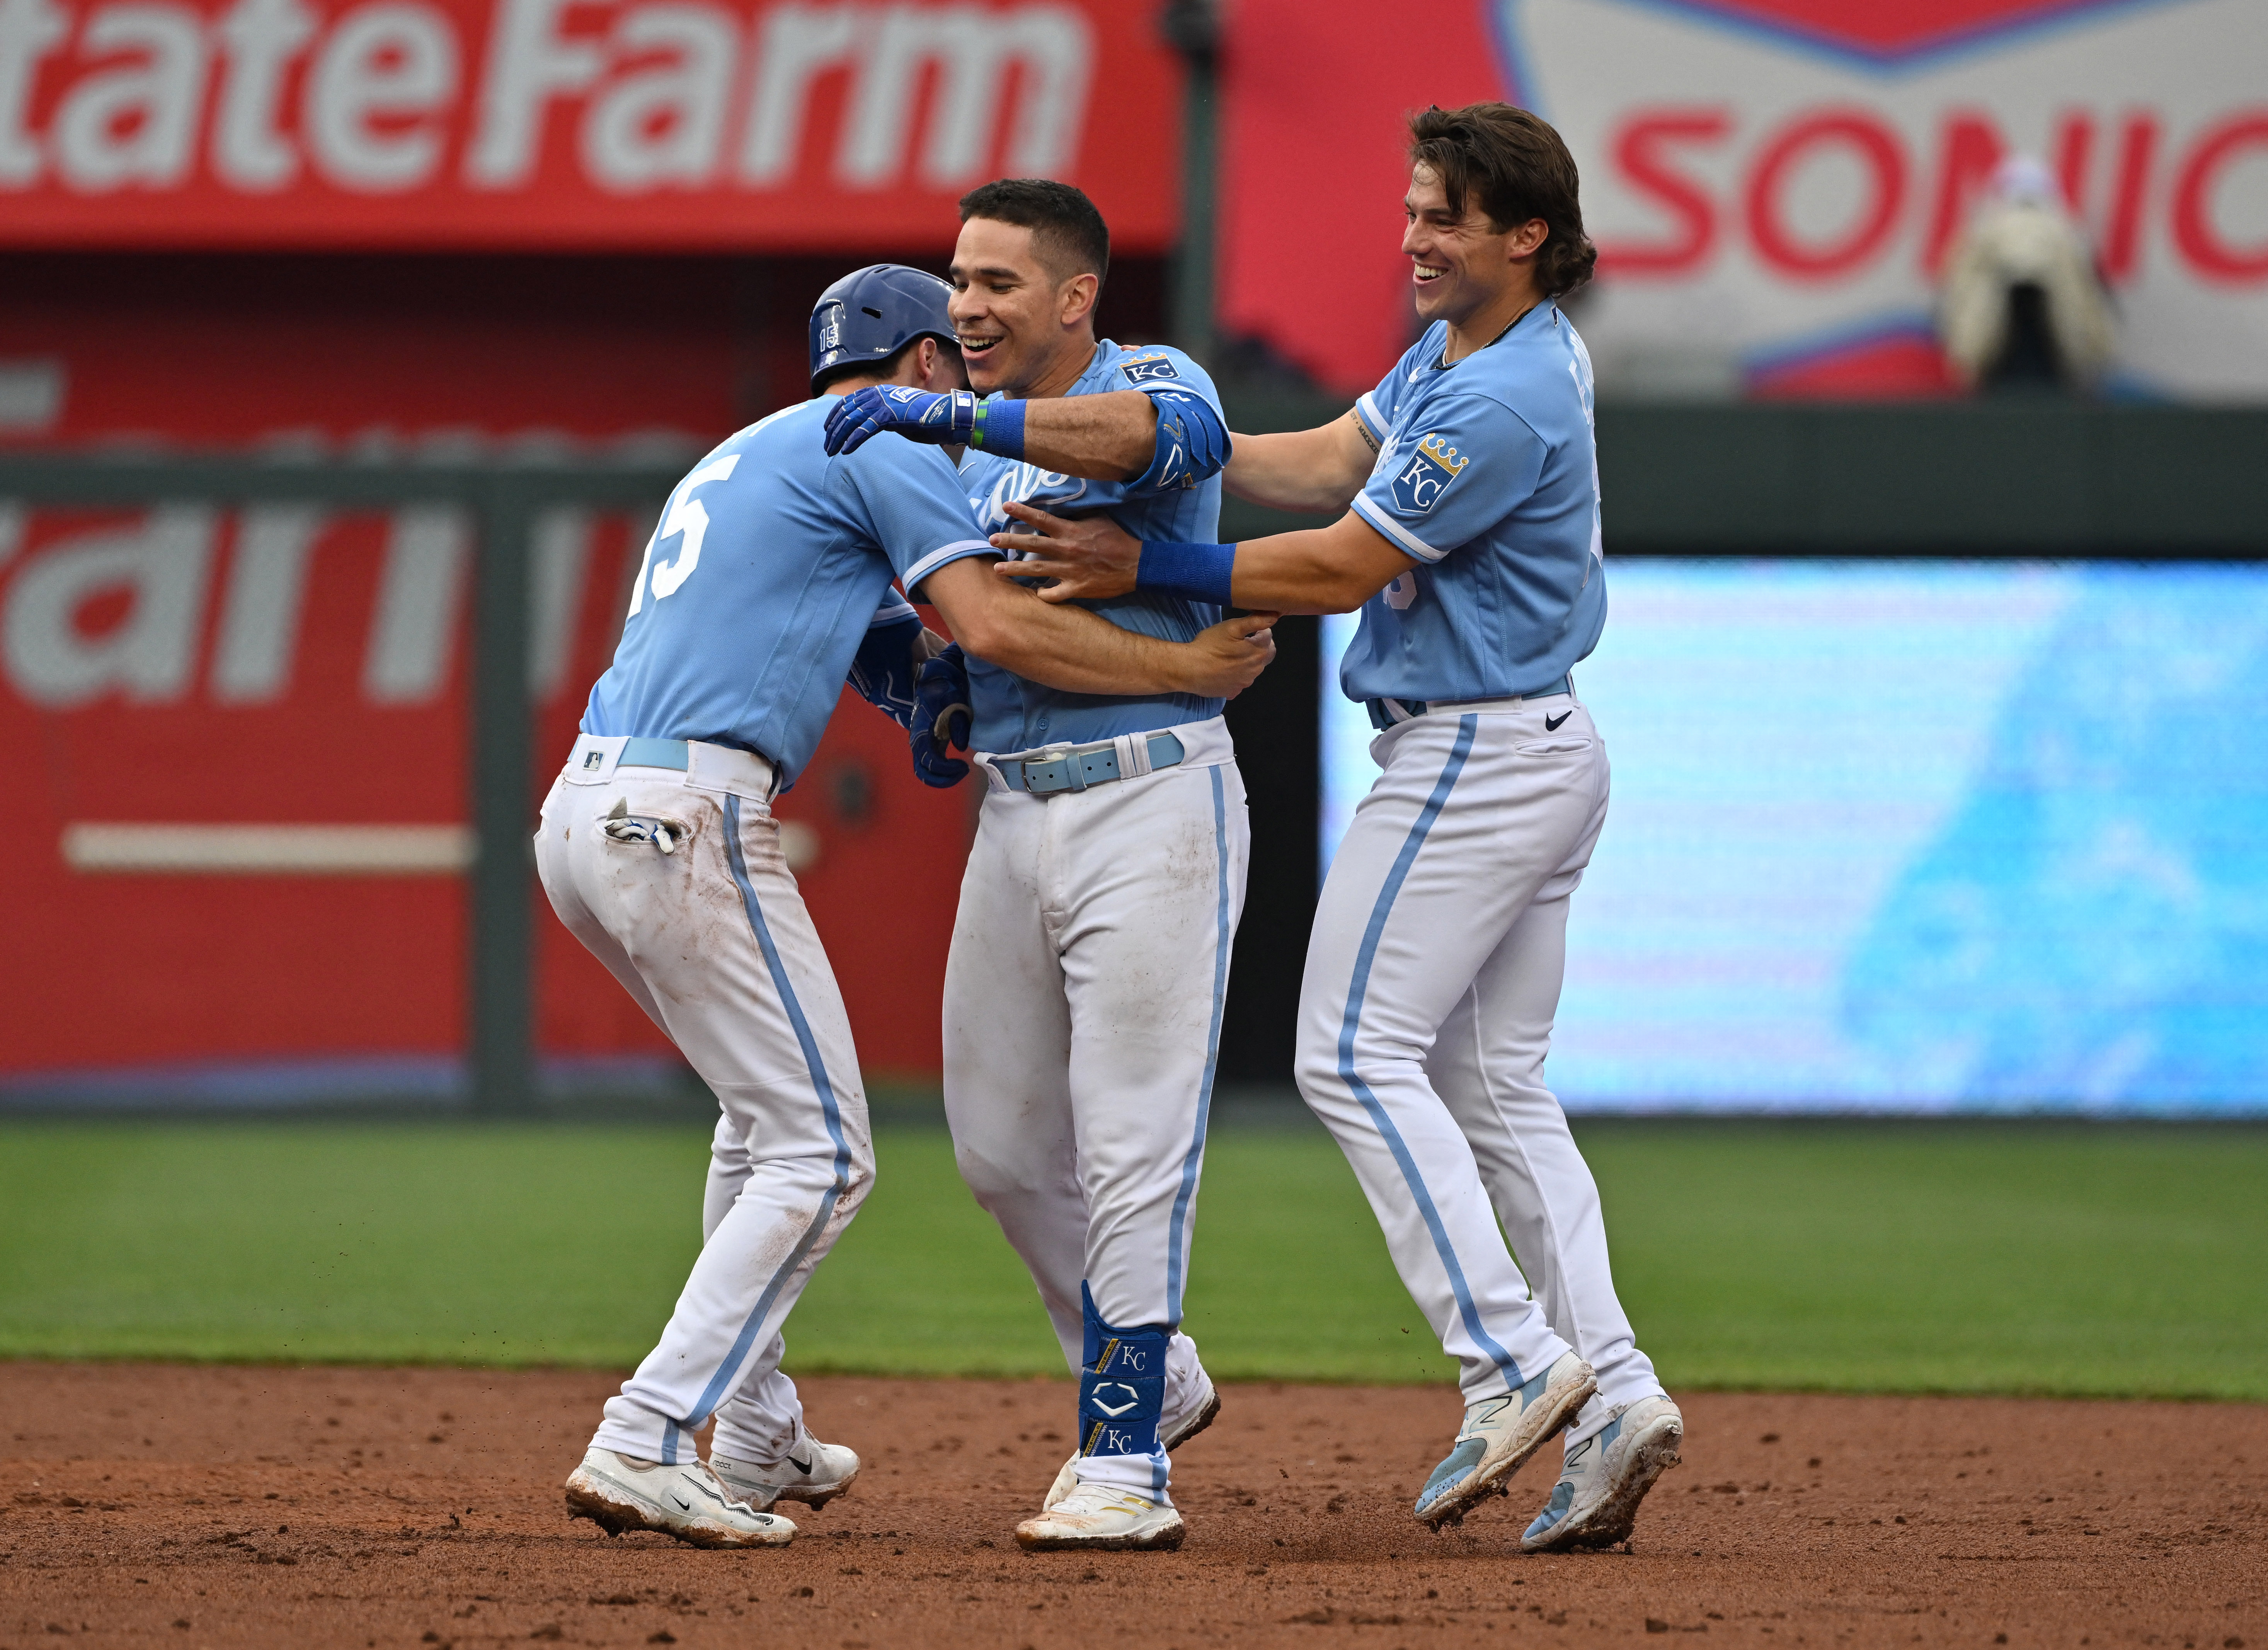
[2,1364,2262,1650]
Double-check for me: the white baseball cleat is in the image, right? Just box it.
[712,1428,860,1512]
[1015,1484,1186,1552]
[1520,1395,1685,1552]
[564,1448,795,1548]
[1041,1340,1221,1511]
[1412,1351,1597,1528]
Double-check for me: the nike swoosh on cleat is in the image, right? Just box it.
[670,1493,693,1511]
[786,1454,813,1475]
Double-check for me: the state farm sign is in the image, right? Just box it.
[0,0,1176,248]
[1503,0,2268,397]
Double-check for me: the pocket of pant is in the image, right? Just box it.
[1516,737,1595,756]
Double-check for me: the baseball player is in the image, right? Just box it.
[989,107,1685,1551]
[823,180,1247,1552]
[540,266,1274,1550]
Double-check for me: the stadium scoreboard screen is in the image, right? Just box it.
[1321,561,2268,1114]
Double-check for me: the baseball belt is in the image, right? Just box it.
[1366,675,1573,732]
[991,731,1187,796]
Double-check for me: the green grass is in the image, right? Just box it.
[0,1119,2261,1399]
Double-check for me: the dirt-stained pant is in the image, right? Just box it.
[942,716,1248,1496]
[536,735,873,1468]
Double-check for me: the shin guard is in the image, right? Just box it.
[1076,1283,1171,1463]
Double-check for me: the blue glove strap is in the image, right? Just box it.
[1135,540,1235,606]
[970,397,1027,460]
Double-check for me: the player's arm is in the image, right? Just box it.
[987,506,1413,616]
[1223,411,1379,513]
[824,386,1228,493]
[916,555,1275,698]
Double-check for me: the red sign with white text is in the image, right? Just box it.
[1220,0,2268,398]
[0,0,1178,250]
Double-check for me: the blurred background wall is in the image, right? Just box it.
[1,0,2262,1110]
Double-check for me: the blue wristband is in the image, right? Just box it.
[1135,540,1236,606]
[970,397,1027,460]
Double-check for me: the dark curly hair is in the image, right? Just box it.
[1408,103,1597,298]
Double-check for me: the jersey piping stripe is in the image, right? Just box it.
[1164,764,1233,1331]
[673,792,859,1454]
[1354,391,1391,444]
[1331,713,1526,1389]
[1351,492,1450,564]
[900,536,996,598]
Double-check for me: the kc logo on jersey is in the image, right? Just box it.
[1121,354,1182,385]
[1391,434,1470,515]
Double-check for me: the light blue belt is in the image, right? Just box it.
[618,736,691,770]
[1366,676,1572,732]
[993,732,1186,795]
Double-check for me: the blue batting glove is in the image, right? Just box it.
[824,385,977,456]
[910,644,972,788]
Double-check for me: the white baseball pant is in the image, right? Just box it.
[1295,695,1662,1440]
[942,715,1248,1495]
[535,734,874,1468]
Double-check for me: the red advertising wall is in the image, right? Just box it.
[1219,0,2268,400]
[0,0,1179,251]
[0,269,985,1091]
[0,0,1180,1094]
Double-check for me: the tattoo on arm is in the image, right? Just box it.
[1349,411,1380,455]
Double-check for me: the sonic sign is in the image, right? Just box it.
[1501,0,2268,398]
[1217,0,2268,400]
[0,0,1177,248]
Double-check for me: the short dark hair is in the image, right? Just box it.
[1408,103,1597,298]
[959,178,1110,289]
[814,333,961,395]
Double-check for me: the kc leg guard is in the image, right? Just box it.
[1074,1283,1173,1495]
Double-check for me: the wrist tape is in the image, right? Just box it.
[970,397,1027,459]
[1136,540,1236,606]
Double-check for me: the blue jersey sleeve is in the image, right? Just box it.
[832,436,995,598]
[1350,390,1546,564]
[1354,327,1439,447]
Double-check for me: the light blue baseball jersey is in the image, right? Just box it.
[957,340,1226,754]
[1339,303,1607,706]
[582,398,991,787]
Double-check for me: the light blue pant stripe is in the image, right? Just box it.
[671,794,856,1456]
[1164,765,1232,1327]
[1334,715,1524,1389]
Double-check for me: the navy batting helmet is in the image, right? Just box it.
[809,265,958,395]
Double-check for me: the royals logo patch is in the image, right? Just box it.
[1121,354,1181,385]
[1390,434,1469,514]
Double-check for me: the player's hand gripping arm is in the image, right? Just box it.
[987,503,1415,616]
[826,388,1224,489]
[1223,411,1380,514]
[919,555,1276,698]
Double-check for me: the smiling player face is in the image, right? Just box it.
[1402,164,1545,332]
[947,217,1095,399]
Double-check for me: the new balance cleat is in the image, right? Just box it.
[1521,1395,1684,1553]
[712,1429,860,1512]
[1016,1484,1186,1552]
[1042,1341,1221,1511]
[564,1448,795,1548]
[1413,1351,1597,1528]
